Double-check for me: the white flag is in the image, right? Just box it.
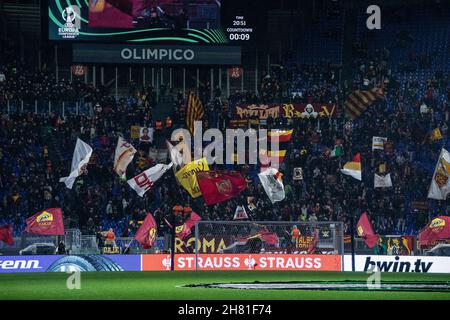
[372,136,387,151]
[127,163,173,197]
[166,140,184,171]
[114,137,136,179]
[233,206,249,220]
[428,148,450,200]
[59,138,93,189]
[374,173,393,188]
[258,168,285,204]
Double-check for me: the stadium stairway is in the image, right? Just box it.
[151,95,175,122]
[47,128,65,167]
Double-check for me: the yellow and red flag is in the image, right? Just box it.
[176,211,202,240]
[134,212,157,249]
[341,153,362,181]
[25,208,64,235]
[356,212,380,248]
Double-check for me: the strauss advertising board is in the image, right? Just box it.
[141,254,342,271]
[1,254,450,273]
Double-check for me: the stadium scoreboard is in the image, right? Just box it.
[48,0,256,45]
[225,15,253,41]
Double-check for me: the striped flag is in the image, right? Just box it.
[258,128,293,166]
[186,92,204,134]
[268,129,293,143]
[341,153,362,181]
[344,87,384,119]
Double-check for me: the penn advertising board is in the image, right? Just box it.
[0,255,141,273]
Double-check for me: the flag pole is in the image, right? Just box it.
[123,238,135,254]
[170,211,176,271]
[351,206,356,272]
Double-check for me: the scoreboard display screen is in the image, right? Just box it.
[48,0,255,44]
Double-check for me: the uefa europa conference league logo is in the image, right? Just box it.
[59,6,80,39]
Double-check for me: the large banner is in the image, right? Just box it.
[0,255,141,273]
[175,234,335,254]
[234,103,336,120]
[142,254,342,271]
[343,255,450,273]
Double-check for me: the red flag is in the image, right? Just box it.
[134,213,157,249]
[307,229,319,254]
[196,171,247,205]
[25,208,64,235]
[418,216,450,247]
[176,211,202,240]
[0,225,14,246]
[259,230,279,246]
[356,212,380,248]
[237,228,279,246]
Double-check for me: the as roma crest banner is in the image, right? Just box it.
[196,171,247,205]
[25,208,64,235]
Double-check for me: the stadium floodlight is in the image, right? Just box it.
[194,221,345,271]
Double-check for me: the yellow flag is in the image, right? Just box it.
[175,158,209,198]
[130,126,141,139]
[430,128,442,141]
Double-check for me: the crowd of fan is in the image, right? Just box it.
[1,44,450,243]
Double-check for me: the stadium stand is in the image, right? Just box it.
[0,0,449,250]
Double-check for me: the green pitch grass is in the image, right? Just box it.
[0,271,449,300]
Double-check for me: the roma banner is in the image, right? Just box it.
[175,158,209,198]
[234,103,336,120]
[25,208,64,235]
[134,213,157,249]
